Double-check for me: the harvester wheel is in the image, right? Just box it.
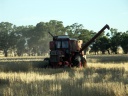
[73,55,82,67]
[44,58,51,68]
[81,57,87,68]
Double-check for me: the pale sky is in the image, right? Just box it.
[0,0,128,32]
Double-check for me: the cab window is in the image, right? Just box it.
[56,41,61,48]
[62,41,68,48]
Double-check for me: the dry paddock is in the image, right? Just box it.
[0,54,128,96]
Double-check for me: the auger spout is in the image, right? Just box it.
[79,24,110,53]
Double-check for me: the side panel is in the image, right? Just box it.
[70,40,77,52]
[50,50,61,63]
[50,41,55,50]
[50,55,59,62]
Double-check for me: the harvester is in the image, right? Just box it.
[44,24,110,68]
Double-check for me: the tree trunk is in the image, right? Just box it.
[107,49,110,54]
[4,49,8,57]
[102,50,105,54]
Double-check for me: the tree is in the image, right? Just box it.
[110,33,122,54]
[98,36,111,54]
[0,22,17,57]
[48,20,65,35]
[16,39,26,56]
[109,28,122,54]
[91,40,100,55]
[13,26,28,56]
[65,23,83,39]
[110,28,118,36]
[27,20,66,55]
[88,30,105,54]
[78,29,93,43]
[121,32,128,54]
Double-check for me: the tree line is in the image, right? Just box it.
[0,20,128,57]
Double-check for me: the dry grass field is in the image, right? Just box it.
[0,55,128,96]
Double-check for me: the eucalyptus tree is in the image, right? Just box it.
[65,23,83,39]
[120,31,128,54]
[110,28,122,54]
[0,22,17,57]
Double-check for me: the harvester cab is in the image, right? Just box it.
[45,24,110,68]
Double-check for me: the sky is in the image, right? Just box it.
[0,0,128,32]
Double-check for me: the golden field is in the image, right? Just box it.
[0,55,128,96]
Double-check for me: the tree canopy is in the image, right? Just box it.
[0,21,128,57]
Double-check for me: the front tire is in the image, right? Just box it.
[44,58,51,68]
[72,54,82,67]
